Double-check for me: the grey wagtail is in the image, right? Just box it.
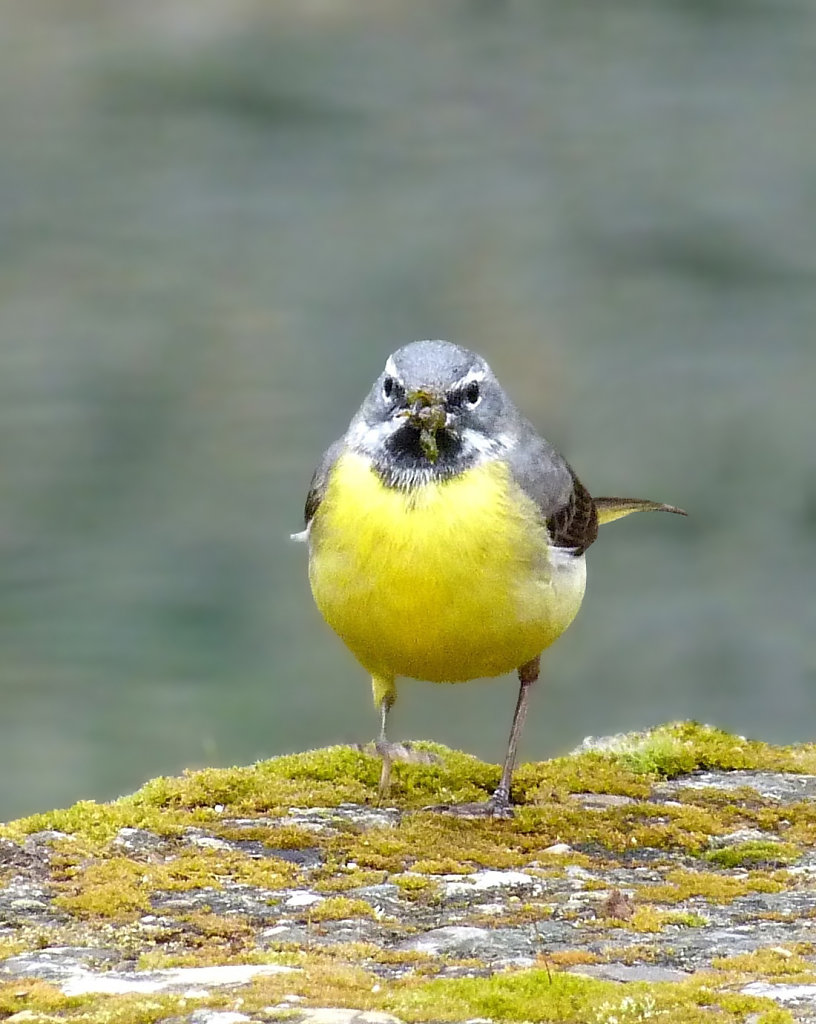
[295,340,685,814]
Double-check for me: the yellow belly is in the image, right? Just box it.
[307,450,586,683]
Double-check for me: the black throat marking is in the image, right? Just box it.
[373,423,477,489]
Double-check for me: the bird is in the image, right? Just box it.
[295,340,685,814]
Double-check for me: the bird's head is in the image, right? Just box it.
[347,340,518,486]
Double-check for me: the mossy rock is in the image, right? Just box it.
[2,722,816,1022]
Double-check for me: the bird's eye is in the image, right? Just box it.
[465,381,481,405]
[383,376,395,400]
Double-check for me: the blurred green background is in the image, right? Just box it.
[1,1,814,820]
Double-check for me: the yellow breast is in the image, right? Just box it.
[307,450,586,683]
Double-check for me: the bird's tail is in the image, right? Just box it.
[594,497,687,526]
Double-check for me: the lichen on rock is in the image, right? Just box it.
[3,722,816,1022]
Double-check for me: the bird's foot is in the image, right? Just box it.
[372,739,440,763]
[353,740,442,806]
[423,790,515,819]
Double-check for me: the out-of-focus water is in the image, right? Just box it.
[1,1,814,820]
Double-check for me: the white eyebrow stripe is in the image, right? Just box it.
[451,367,486,389]
[384,355,399,377]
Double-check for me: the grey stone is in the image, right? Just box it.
[7,759,816,1020]
[0,879,63,928]
[743,981,816,1007]
[58,963,295,996]
[399,924,547,963]
[188,1012,252,1024]
[568,792,638,809]
[284,890,324,909]
[1,946,124,983]
[111,827,167,854]
[707,828,779,848]
[295,1011,403,1024]
[22,830,75,850]
[346,883,404,916]
[442,869,537,896]
[150,883,284,920]
[574,963,692,983]
[656,770,816,804]
[0,839,36,871]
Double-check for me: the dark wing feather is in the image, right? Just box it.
[506,432,598,555]
[304,438,344,526]
[547,471,598,554]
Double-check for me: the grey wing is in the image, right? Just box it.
[506,430,599,556]
[304,438,344,527]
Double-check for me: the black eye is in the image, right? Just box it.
[383,376,395,399]
[465,381,481,405]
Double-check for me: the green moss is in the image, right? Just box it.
[360,814,529,870]
[392,873,440,900]
[704,840,801,869]
[0,747,381,847]
[0,979,216,1024]
[771,801,816,845]
[130,742,501,815]
[28,741,482,833]
[210,822,321,849]
[4,725,814,1024]
[712,946,816,980]
[6,724,816,849]
[675,785,769,808]
[0,935,27,961]
[380,970,791,1023]
[513,752,653,802]
[547,948,602,968]
[0,798,197,845]
[666,910,709,928]
[516,801,716,855]
[608,721,816,778]
[320,797,729,883]
[55,847,299,921]
[410,857,472,874]
[385,743,501,804]
[391,968,611,1021]
[55,856,154,918]
[601,943,664,966]
[207,953,789,1023]
[634,907,707,931]
[6,723,816,852]
[307,896,378,922]
[238,960,790,1023]
[466,901,554,929]
[128,747,380,812]
[172,911,255,952]
[0,979,81,1016]
[314,867,388,893]
[592,903,707,934]
[636,867,787,905]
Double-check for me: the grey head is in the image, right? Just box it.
[346,339,525,488]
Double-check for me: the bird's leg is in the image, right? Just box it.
[371,674,397,804]
[491,655,540,812]
[369,676,442,804]
[377,695,390,746]
[423,655,541,818]
[375,695,393,804]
